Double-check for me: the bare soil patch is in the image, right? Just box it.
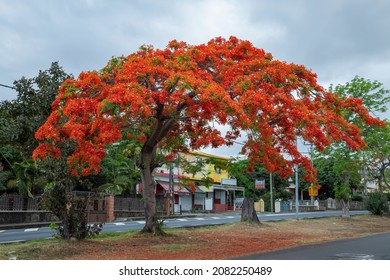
[2,215,390,260]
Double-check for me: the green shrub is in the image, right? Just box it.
[351,194,363,201]
[365,192,389,216]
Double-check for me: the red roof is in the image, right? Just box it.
[156,181,191,195]
[138,181,191,195]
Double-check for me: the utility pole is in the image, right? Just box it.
[295,139,299,220]
[308,142,315,205]
[270,173,273,212]
[169,164,175,215]
[295,163,299,219]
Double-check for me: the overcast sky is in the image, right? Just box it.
[1,0,389,156]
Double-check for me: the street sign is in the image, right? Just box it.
[309,186,318,196]
[221,178,237,186]
[255,179,266,189]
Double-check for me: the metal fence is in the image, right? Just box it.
[114,196,144,211]
[0,194,41,211]
[0,193,114,224]
[114,196,166,211]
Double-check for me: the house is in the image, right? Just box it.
[154,172,193,213]
[156,151,245,213]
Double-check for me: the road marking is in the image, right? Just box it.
[194,217,205,220]
[113,222,125,226]
[0,240,26,244]
[177,219,188,221]
[263,213,288,217]
[225,216,235,219]
[24,228,39,232]
[0,230,6,233]
[211,217,221,219]
[136,221,145,224]
[334,253,375,260]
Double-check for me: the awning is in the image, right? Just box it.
[196,185,213,193]
[156,181,191,195]
[212,184,245,192]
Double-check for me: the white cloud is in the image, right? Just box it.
[169,0,287,46]
[84,0,96,7]
[1,0,389,158]
[1,0,389,104]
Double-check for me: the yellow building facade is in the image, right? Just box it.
[155,151,244,213]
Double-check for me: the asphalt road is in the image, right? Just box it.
[0,210,369,244]
[235,231,390,260]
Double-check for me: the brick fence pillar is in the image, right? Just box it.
[105,195,115,222]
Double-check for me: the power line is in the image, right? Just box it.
[0,83,16,90]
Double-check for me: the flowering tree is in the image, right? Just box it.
[33,37,383,234]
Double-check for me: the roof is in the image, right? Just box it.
[196,184,245,192]
[212,184,245,191]
[189,150,231,161]
[197,185,213,193]
[156,181,191,195]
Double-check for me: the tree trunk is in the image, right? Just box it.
[378,167,385,193]
[340,198,350,218]
[139,148,165,235]
[61,215,71,240]
[240,197,261,223]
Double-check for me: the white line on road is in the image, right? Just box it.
[0,240,26,244]
[211,217,221,219]
[136,221,145,224]
[113,222,126,226]
[262,213,290,217]
[0,230,5,233]
[194,218,205,220]
[177,219,188,221]
[225,216,235,219]
[24,228,39,232]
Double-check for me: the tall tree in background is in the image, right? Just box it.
[0,62,71,196]
[227,159,292,206]
[0,62,72,157]
[227,158,293,222]
[315,76,389,216]
[98,141,141,195]
[33,37,383,234]
[363,121,390,192]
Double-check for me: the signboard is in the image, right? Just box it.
[221,178,237,186]
[255,179,266,189]
[309,186,319,196]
